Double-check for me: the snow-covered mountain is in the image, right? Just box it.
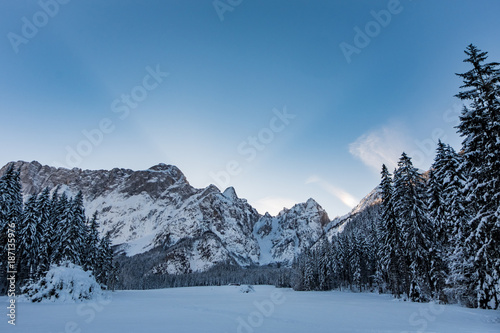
[254,199,330,264]
[1,161,379,275]
[324,188,382,241]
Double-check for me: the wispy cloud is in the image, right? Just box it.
[306,176,358,209]
[348,124,409,172]
[253,196,298,216]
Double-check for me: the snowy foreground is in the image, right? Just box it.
[2,286,499,333]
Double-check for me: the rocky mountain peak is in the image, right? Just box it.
[147,163,187,183]
[222,186,238,201]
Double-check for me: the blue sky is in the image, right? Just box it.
[1,0,499,217]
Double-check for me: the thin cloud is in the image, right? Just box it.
[306,176,358,209]
[348,125,409,172]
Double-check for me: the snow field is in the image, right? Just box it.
[2,286,499,333]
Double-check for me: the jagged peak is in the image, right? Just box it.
[146,164,188,184]
[305,197,319,207]
[202,184,220,195]
[148,163,177,172]
[272,198,330,226]
[222,186,238,201]
[284,198,321,213]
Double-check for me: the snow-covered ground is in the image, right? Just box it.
[2,286,499,333]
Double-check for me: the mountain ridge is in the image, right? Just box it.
[1,160,380,275]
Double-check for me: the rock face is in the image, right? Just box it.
[254,199,330,264]
[1,161,339,275]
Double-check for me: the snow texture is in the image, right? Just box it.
[3,286,499,332]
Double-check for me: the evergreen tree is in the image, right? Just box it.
[337,234,351,291]
[329,236,341,289]
[59,192,87,266]
[35,188,51,278]
[393,153,431,301]
[48,189,67,264]
[0,165,23,293]
[367,210,383,292]
[350,230,369,292]
[84,211,101,272]
[18,195,40,282]
[431,142,465,247]
[96,233,115,288]
[454,44,500,309]
[318,239,332,291]
[303,249,317,291]
[378,164,404,297]
[426,144,449,300]
[427,168,444,243]
[0,165,23,249]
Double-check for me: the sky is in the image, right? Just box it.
[1,0,500,217]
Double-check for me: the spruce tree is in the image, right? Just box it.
[0,165,23,293]
[338,234,351,290]
[454,44,500,309]
[378,164,404,297]
[350,230,368,292]
[59,192,87,266]
[329,236,341,289]
[96,233,115,288]
[426,142,455,300]
[84,211,101,272]
[35,188,51,278]
[393,153,431,301]
[318,239,332,291]
[303,249,317,291]
[50,191,68,265]
[18,195,40,282]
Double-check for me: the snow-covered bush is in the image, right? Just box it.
[22,262,104,302]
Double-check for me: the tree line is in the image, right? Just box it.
[291,44,500,310]
[0,167,116,294]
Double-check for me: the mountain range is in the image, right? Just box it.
[0,161,381,275]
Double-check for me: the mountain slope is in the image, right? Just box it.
[325,188,382,241]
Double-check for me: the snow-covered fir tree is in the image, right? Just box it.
[453,44,500,309]
[49,191,69,265]
[18,195,41,282]
[58,192,87,266]
[95,233,116,289]
[83,211,101,273]
[377,164,404,297]
[426,142,455,301]
[36,188,51,277]
[0,165,23,294]
[317,239,332,291]
[393,153,432,301]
